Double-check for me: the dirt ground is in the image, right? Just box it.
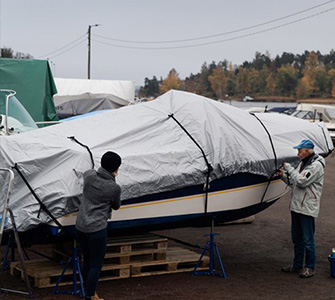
[1,152,335,300]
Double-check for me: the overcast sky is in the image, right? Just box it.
[1,0,334,86]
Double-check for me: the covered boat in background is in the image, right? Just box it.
[0,90,333,237]
[53,78,135,119]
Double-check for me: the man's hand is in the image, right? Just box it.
[276,168,284,177]
[276,162,288,177]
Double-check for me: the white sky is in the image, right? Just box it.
[1,0,334,86]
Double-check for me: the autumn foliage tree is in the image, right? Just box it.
[208,65,227,99]
[141,50,335,99]
[159,69,181,93]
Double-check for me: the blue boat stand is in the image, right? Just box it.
[52,239,85,298]
[192,217,227,278]
[1,234,15,271]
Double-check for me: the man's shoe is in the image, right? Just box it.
[90,293,104,300]
[281,264,302,273]
[299,268,314,278]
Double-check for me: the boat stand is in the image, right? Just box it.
[1,233,29,271]
[0,168,33,298]
[52,239,85,298]
[192,217,226,278]
[1,233,15,271]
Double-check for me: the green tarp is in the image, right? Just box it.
[0,58,58,123]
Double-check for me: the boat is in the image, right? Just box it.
[0,90,38,135]
[290,103,335,143]
[0,90,333,242]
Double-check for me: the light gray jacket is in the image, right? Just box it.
[282,154,325,218]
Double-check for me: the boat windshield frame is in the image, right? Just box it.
[0,89,38,135]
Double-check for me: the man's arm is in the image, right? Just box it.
[111,185,121,210]
[277,164,292,187]
[284,162,323,188]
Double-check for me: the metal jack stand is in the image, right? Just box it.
[192,217,226,278]
[52,239,85,298]
[0,168,33,298]
[1,234,15,271]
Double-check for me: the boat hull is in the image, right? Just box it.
[47,173,289,237]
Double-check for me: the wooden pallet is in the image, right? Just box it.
[10,259,130,288]
[52,234,168,264]
[10,234,209,288]
[130,247,209,277]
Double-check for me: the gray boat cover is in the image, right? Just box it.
[0,90,333,231]
[56,96,122,119]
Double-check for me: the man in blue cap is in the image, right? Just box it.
[277,139,325,278]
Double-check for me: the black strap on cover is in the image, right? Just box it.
[13,164,70,235]
[168,114,213,214]
[249,112,278,203]
[68,136,95,169]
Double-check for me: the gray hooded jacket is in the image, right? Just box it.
[282,154,325,218]
[76,167,121,233]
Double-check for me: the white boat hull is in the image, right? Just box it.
[48,176,289,235]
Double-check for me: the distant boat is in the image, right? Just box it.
[290,103,335,143]
[0,90,333,242]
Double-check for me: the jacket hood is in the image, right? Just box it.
[315,154,326,168]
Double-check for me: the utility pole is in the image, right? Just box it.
[87,24,101,79]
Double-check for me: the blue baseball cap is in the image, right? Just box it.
[293,139,315,149]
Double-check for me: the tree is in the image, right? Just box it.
[296,76,312,98]
[1,47,14,58]
[266,73,276,95]
[258,65,270,94]
[314,68,328,96]
[159,69,181,93]
[198,62,214,97]
[1,47,33,59]
[140,76,160,98]
[252,51,271,70]
[226,62,236,96]
[248,68,259,94]
[139,49,335,99]
[302,51,326,96]
[183,73,201,94]
[324,49,335,69]
[236,67,251,96]
[275,64,298,96]
[208,65,227,99]
[328,69,335,97]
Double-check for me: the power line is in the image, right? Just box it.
[33,1,334,59]
[45,38,87,59]
[37,33,87,58]
[92,7,335,50]
[93,0,334,44]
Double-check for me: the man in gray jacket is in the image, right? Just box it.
[277,139,325,278]
[76,151,121,300]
